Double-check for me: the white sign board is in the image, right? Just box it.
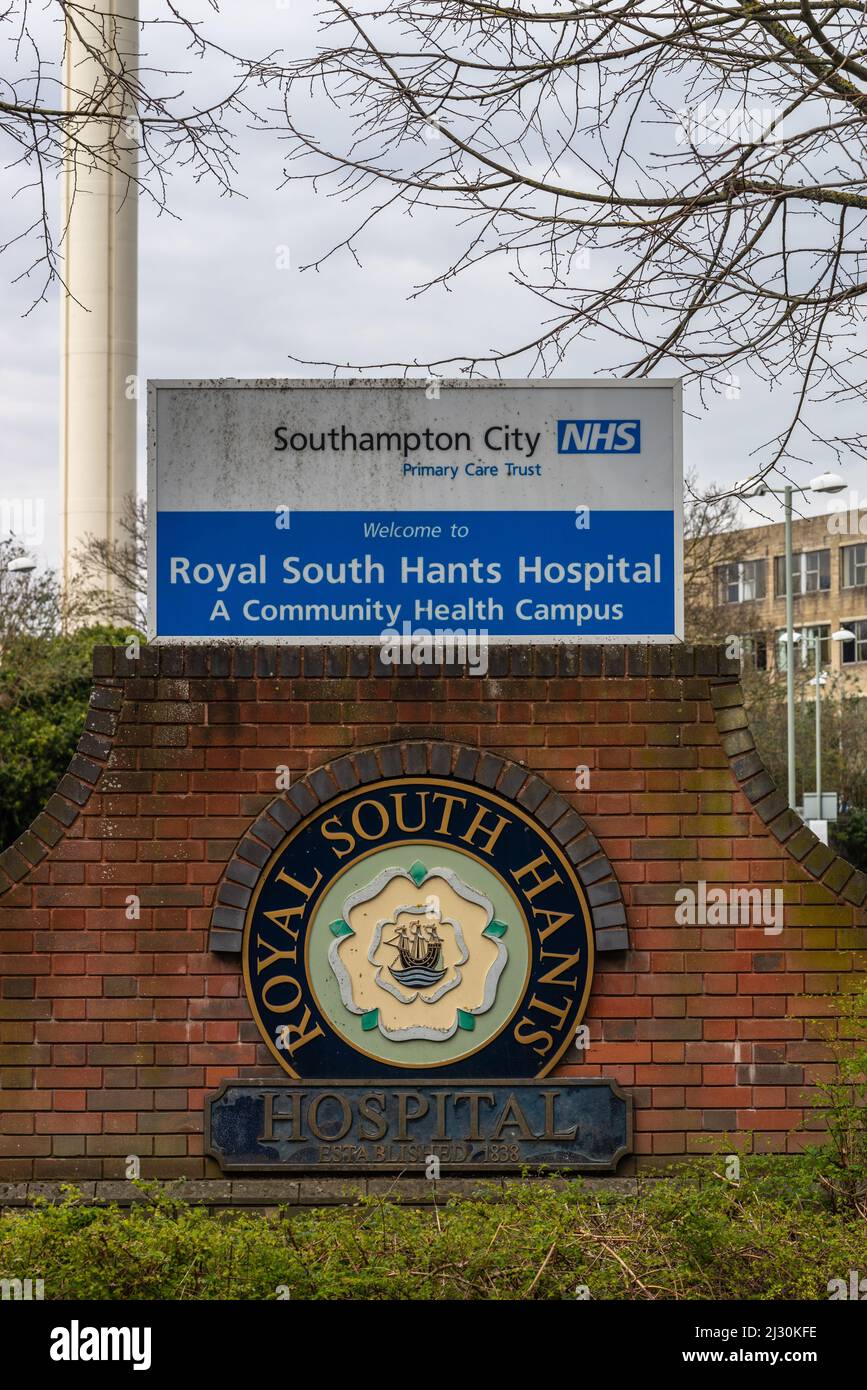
[803,793,838,821]
[148,379,683,643]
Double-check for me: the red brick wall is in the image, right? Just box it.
[1,642,865,1181]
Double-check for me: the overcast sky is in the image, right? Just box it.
[1,1,864,570]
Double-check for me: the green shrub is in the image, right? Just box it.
[0,624,131,848]
[831,808,867,874]
[802,978,867,1218]
[0,1162,864,1300]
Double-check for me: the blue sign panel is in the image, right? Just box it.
[149,379,682,642]
[206,1079,632,1173]
[155,508,674,639]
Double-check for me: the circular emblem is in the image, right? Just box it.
[243,776,595,1079]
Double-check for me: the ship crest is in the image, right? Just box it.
[327,861,510,1044]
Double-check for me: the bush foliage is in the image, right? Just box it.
[0,624,130,849]
[832,808,867,876]
[0,1159,865,1301]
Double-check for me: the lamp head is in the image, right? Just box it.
[810,471,846,495]
[734,477,768,497]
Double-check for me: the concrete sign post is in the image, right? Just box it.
[148,379,683,643]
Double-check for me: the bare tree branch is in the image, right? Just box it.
[68,493,147,631]
[1,1,280,307]
[273,0,867,481]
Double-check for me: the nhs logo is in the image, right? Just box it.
[557,419,641,454]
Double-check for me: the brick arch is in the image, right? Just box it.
[709,676,867,908]
[207,740,630,955]
[0,673,122,896]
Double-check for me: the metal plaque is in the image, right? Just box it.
[206,1078,632,1174]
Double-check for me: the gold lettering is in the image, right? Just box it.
[287,1092,303,1141]
[537,948,581,991]
[491,1093,533,1140]
[453,1091,495,1140]
[277,1008,325,1054]
[460,805,509,856]
[358,1092,388,1142]
[431,792,467,836]
[321,815,355,858]
[533,907,575,943]
[433,1090,450,1141]
[396,1091,429,1140]
[259,1090,303,1142]
[256,933,298,973]
[527,992,572,1031]
[275,865,323,897]
[308,1092,352,1142]
[262,974,303,1014]
[351,799,390,841]
[542,1090,579,1141]
[513,1016,554,1056]
[511,852,562,901]
[393,791,428,833]
[261,903,307,934]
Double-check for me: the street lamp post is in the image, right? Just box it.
[784,486,795,807]
[735,472,847,809]
[1,551,38,668]
[815,634,822,815]
[807,628,857,834]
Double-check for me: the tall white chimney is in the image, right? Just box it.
[60,1,138,608]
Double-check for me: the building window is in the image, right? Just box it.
[840,619,867,665]
[741,634,768,671]
[773,548,831,597]
[716,559,767,605]
[841,543,867,590]
[775,624,830,670]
